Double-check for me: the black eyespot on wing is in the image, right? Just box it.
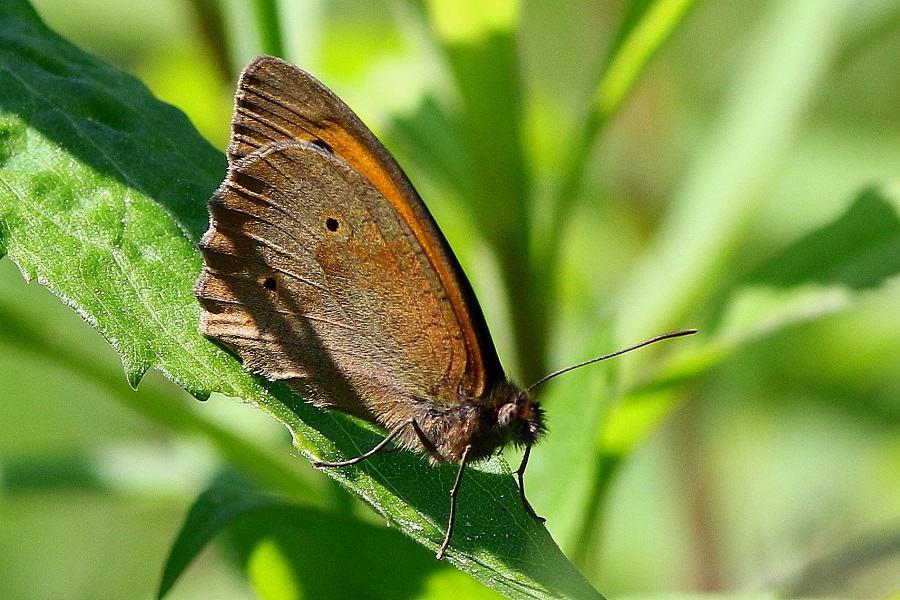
[311,139,333,154]
[262,277,277,291]
[325,217,340,232]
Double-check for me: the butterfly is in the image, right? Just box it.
[195,55,695,558]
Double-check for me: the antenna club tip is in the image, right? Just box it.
[659,328,699,341]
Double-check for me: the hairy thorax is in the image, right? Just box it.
[392,379,546,465]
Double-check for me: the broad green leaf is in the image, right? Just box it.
[0,0,223,392]
[159,475,277,599]
[161,476,503,600]
[0,1,602,597]
[707,185,900,377]
[601,185,900,463]
[746,186,900,290]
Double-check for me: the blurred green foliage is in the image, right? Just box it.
[1,0,898,599]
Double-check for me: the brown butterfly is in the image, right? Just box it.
[195,56,695,559]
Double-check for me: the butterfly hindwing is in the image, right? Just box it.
[197,141,477,424]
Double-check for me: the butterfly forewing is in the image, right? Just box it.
[218,56,503,399]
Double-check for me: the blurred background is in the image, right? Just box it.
[1,0,898,598]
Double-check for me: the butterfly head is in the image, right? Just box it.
[490,382,546,449]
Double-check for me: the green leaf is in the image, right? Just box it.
[0,1,602,597]
[161,476,503,600]
[600,185,900,469]
[0,0,224,392]
[158,475,277,599]
[746,186,900,290]
[707,185,900,371]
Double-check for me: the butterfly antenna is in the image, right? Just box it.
[526,329,698,393]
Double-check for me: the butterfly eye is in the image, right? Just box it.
[497,403,519,429]
[261,277,277,291]
[325,217,340,232]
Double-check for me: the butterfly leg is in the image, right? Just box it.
[515,445,545,522]
[437,444,472,560]
[409,418,438,455]
[311,418,416,468]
